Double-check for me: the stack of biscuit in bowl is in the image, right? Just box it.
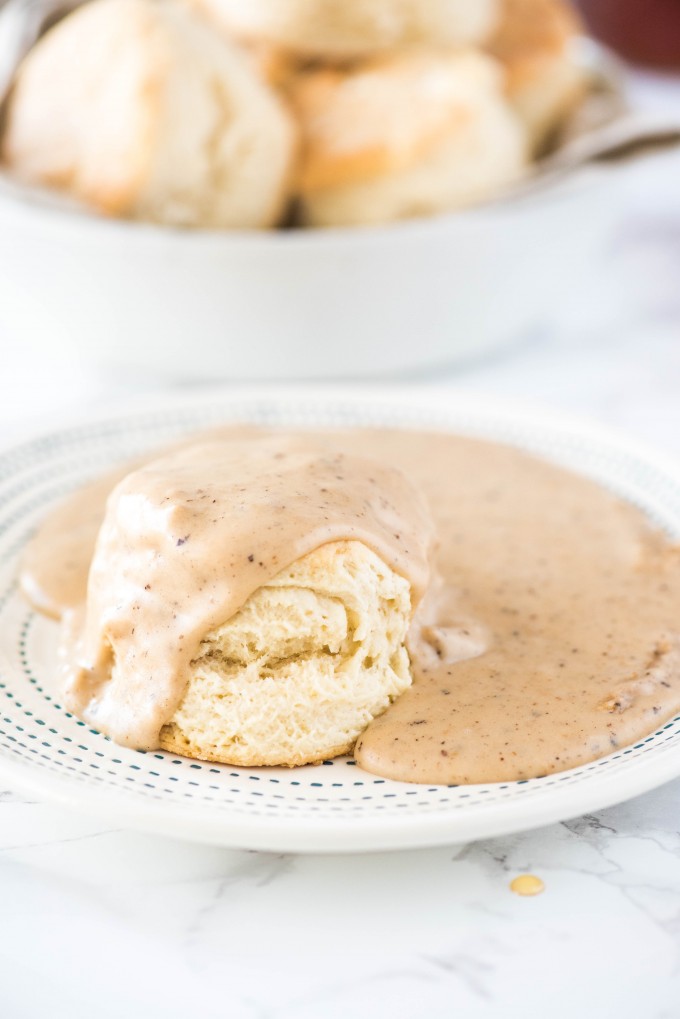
[1,0,588,228]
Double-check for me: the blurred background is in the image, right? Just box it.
[1,0,679,453]
[576,0,680,69]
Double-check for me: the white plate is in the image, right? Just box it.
[2,387,680,853]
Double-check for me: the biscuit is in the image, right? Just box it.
[2,0,297,228]
[189,0,500,60]
[159,541,414,766]
[487,0,586,153]
[292,51,528,227]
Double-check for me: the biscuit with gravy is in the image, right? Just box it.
[160,541,414,766]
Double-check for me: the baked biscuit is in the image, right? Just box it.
[487,0,586,154]
[160,540,414,766]
[292,51,528,227]
[189,0,500,60]
[2,0,297,228]
[59,437,432,762]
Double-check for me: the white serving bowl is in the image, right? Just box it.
[0,36,640,381]
[0,160,626,381]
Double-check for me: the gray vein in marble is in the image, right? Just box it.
[0,789,37,804]
[183,852,293,954]
[0,829,121,853]
[560,815,680,954]
[421,951,494,1000]
[267,966,439,1019]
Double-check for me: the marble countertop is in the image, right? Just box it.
[2,71,680,1019]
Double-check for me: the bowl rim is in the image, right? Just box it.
[0,163,609,251]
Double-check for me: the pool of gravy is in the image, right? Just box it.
[21,428,680,785]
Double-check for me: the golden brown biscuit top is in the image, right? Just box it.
[488,0,582,86]
[291,50,504,192]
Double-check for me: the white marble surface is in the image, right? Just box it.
[2,72,680,1019]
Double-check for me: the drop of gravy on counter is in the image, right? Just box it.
[510,874,545,897]
[20,427,680,785]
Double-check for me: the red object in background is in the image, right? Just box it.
[577,0,680,69]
